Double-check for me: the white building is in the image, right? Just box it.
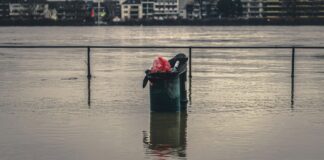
[153,0,179,20]
[121,0,180,21]
[121,0,143,21]
[179,9,186,19]
[9,3,49,20]
[142,0,154,19]
[9,3,29,16]
[241,0,264,19]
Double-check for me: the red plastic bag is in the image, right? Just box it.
[150,56,171,73]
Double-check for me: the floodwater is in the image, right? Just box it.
[0,26,324,160]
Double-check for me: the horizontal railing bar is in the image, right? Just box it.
[0,45,324,49]
[0,46,87,49]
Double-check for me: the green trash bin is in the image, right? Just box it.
[148,72,181,112]
[168,54,188,110]
[143,54,188,112]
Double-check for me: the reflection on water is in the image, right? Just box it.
[291,48,295,110]
[143,112,187,159]
[87,77,91,108]
[291,72,295,110]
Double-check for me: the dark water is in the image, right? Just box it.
[0,26,324,160]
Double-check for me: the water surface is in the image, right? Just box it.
[0,26,324,160]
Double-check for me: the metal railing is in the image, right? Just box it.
[1,45,324,108]
[1,45,324,78]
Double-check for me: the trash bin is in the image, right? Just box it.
[143,54,188,112]
[148,72,181,112]
[168,54,188,110]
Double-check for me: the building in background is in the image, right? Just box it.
[8,3,30,18]
[121,0,143,20]
[262,0,283,19]
[179,8,187,19]
[121,0,180,21]
[295,0,324,18]
[141,0,154,19]
[7,0,51,21]
[200,0,218,19]
[178,0,188,19]
[48,0,86,22]
[153,0,179,20]
[105,0,121,21]
[0,1,10,20]
[0,0,86,22]
[241,0,263,19]
[185,3,194,19]
[186,0,218,20]
[0,0,324,23]
[93,0,106,24]
[191,0,202,19]
[263,0,324,19]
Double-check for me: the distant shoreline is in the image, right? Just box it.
[1,19,324,26]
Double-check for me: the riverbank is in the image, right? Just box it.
[1,18,324,26]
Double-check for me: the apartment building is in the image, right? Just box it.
[262,0,324,19]
[8,1,50,20]
[142,0,154,19]
[121,0,143,20]
[185,0,218,20]
[121,0,179,21]
[48,0,86,21]
[262,0,283,19]
[241,0,264,19]
[154,0,179,20]
[0,1,10,20]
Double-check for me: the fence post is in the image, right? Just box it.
[88,77,91,108]
[87,46,92,79]
[188,47,192,104]
[189,47,192,78]
[291,47,295,109]
[291,47,295,78]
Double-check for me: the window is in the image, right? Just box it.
[130,11,138,15]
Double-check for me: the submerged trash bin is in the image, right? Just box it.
[169,54,188,110]
[148,72,181,112]
[143,54,188,112]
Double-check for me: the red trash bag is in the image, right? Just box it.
[150,56,171,73]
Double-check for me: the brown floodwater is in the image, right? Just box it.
[0,26,324,160]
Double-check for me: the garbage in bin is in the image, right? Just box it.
[143,54,188,112]
[151,56,171,73]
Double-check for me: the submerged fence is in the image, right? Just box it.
[1,45,323,107]
[1,45,324,78]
